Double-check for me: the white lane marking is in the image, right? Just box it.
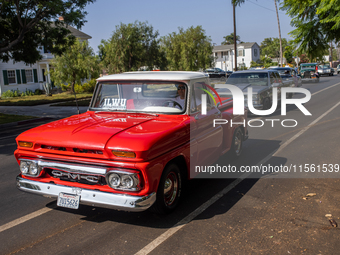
[0,207,53,233]
[135,173,249,255]
[135,100,340,255]
[272,101,340,156]
[311,82,340,96]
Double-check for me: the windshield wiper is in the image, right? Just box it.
[127,112,159,117]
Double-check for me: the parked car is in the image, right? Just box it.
[15,71,248,214]
[223,69,289,111]
[270,67,302,87]
[299,63,320,83]
[204,68,227,78]
[337,64,340,74]
[318,64,334,76]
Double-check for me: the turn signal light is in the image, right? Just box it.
[112,150,136,158]
[18,141,33,148]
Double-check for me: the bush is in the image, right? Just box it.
[61,84,70,91]
[82,79,97,93]
[34,89,43,95]
[2,89,20,98]
[21,89,34,97]
[74,84,84,93]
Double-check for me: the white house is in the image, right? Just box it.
[212,42,260,71]
[0,25,91,96]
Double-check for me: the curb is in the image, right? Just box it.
[0,117,55,130]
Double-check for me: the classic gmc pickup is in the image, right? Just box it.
[15,71,248,214]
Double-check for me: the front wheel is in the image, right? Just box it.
[150,164,182,214]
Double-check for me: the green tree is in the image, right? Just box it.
[99,21,166,74]
[260,37,289,59]
[50,40,100,93]
[282,0,340,61]
[222,33,242,45]
[284,43,295,64]
[161,26,214,71]
[0,0,95,64]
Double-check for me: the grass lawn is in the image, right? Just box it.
[0,92,93,106]
[0,113,36,125]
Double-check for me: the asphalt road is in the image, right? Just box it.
[1,76,340,255]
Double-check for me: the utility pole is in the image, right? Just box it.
[274,0,283,67]
[233,3,237,71]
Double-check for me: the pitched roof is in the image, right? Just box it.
[66,25,92,40]
[213,42,259,52]
[51,22,92,40]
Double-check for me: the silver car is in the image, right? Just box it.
[270,67,302,87]
[220,70,289,111]
[318,64,334,76]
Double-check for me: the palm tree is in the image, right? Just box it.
[274,0,283,66]
[232,0,245,71]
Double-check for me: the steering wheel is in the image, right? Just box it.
[163,100,183,110]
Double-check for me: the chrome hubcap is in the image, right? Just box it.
[164,172,178,206]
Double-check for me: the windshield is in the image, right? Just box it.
[301,65,316,69]
[226,73,268,86]
[273,69,291,76]
[90,82,187,114]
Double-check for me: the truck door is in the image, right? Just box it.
[190,81,223,169]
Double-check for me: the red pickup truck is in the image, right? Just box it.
[15,71,248,214]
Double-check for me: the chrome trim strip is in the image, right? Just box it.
[16,176,156,212]
[19,158,107,175]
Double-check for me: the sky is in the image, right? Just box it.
[81,0,294,54]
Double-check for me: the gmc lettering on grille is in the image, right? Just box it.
[51,170,99,183]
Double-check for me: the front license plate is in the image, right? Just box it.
[57,193,80,209]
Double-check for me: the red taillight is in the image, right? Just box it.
[316,66,318,71]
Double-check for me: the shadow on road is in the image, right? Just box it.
[43,138,286,231]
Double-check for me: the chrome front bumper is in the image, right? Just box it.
[16,176,156,212]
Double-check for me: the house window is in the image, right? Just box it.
[238,50,244,57]
[254,49,258,57]
[25,70,33,83]
[221,52,224,58]
[215,53,218,57]
[8,70,16,84]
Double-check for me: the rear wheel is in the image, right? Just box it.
[150,164,182,214]
[230,127,243,158]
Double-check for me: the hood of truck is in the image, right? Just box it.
[16,111,190,161]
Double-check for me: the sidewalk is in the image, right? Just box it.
[0,104,89,119]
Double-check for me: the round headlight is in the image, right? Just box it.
[108,173,120,187]
[20,161,29,174]
[29,162,38,175]
[121,175,134,189]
